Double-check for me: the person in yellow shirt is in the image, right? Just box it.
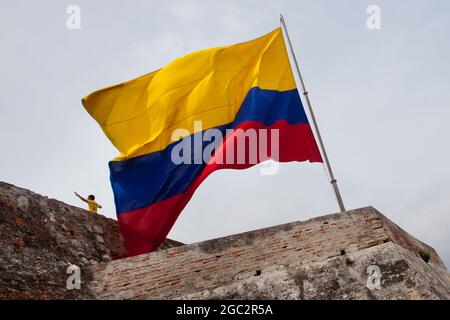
[74,192,102,213]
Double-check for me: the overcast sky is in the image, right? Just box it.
[1,0,449,268]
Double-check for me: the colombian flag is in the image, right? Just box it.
[82,28,323,256]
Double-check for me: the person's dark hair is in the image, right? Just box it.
[88,195,95,200]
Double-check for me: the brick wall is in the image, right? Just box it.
[0,181,181,299]
[88,207,450,300]
[1,181,449,300]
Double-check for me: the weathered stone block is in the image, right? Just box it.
[0,181,182,299]
[1,181,449,300]
[88,207,450,300]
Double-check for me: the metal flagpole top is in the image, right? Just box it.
[279,14,347,213]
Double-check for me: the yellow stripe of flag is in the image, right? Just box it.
[82,28,296,160]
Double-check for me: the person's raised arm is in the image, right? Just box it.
[74,191,88,203]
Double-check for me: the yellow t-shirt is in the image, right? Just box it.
[87,200,101,213]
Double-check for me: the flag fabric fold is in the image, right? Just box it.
[82,28,322,256]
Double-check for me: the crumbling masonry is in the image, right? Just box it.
[0,181,449,299]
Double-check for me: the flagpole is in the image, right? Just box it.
[280,14,346,213]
